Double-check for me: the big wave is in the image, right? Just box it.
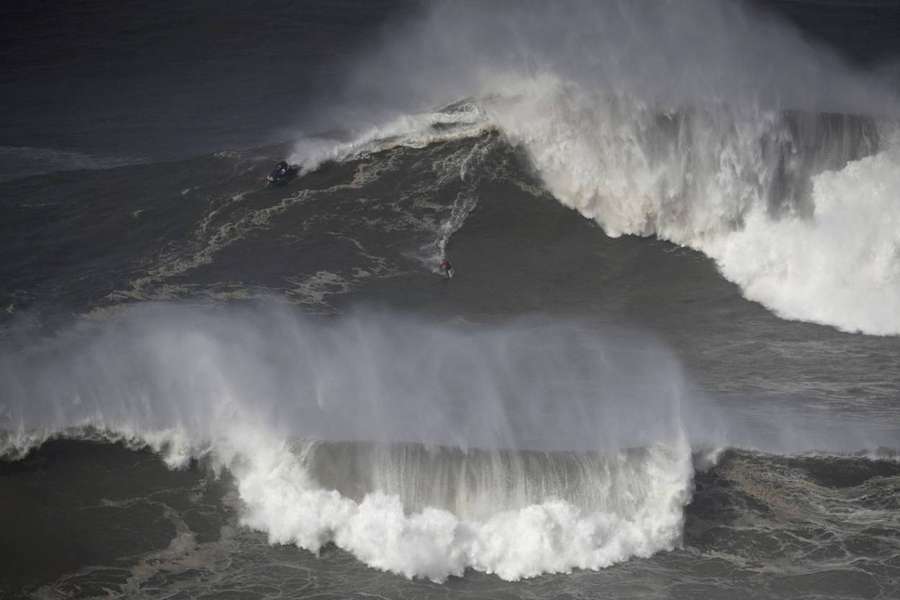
[296,0,900,335]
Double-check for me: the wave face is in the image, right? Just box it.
[303,0,900,334]
[1,305,694,581]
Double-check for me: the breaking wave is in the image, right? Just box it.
[294,0,900,335]
[1,304,696,581]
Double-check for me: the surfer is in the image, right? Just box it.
[439,259,454,279]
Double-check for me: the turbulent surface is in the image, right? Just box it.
[2,1,900,599]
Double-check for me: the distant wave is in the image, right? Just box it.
[0,145,144,182]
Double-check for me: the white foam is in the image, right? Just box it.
[713,147,900,334]
[231,432,693,582]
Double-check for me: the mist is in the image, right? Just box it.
[1,303,691,455]
[3,303,892,461]
[315,0,897,133]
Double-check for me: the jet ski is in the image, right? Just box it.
[266,160,299,186]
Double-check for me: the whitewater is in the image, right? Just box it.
[4,303,892,583]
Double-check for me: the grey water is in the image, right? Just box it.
[2,1,900,598]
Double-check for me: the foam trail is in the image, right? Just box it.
[426,132,499,272]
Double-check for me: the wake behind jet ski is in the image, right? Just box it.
[266,160,299,186]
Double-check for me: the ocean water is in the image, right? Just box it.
[2,1,900,598]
